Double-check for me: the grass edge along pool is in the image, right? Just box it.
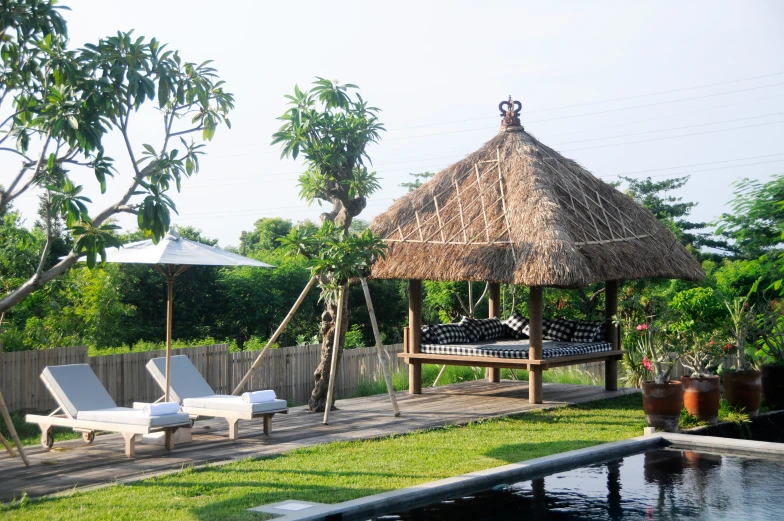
[249,432,784,521]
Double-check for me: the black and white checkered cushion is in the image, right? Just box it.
[503,311,529,339]
[429,323,470,345]
[571,321,603,343]
[421,325,436,344]
[421,339,612,359]
[543,317,577,342]
[458,317,483,342]
[591,322,607,342]
[476,317,506,340]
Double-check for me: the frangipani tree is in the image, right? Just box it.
[0,0,233,314]
[272,78,384,411]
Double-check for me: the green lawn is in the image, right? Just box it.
[2,393,647,521]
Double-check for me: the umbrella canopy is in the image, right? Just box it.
[104,229,273,267]
[102,229,273,401]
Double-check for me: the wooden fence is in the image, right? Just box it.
[0,343,406,412]
[0,346,88,411]
[2,342,721,412]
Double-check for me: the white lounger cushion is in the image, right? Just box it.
[76,407,190,427]
[146,355,219,403]
[42,364,118,418]
[182,395,287,414]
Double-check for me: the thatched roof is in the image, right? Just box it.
[369,98,705,287]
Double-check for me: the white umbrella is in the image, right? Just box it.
[102,229,273,402]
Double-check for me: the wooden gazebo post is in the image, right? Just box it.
[528,286,543,404]
[604,280,619,391]
[487,282,501,383]
[409,279,423,394]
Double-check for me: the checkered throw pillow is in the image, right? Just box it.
[503,311,529,339]
[430,323,471,345]
[458,316,483,342]
[591,322,608,342]
[421,325,436,344]
[571,321,603,343]
[543,317,577,342]
[475,317,506,340]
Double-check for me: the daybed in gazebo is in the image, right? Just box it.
[369,98,704,404]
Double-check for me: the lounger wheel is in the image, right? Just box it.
[41,429,54,449]
[82,431,95,444]
[190,418,195,428]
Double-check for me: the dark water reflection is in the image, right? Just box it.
[384,449,783,520]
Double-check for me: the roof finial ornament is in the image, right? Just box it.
[499,96,523,131]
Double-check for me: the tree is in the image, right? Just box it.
[238,217,293,256]
[400,171,434,193]
[272,78,383,411]
[716,174,784,259]
[0,2,233,316]
[620,175,729,254]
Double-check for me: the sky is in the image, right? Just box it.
[5,0,784,247]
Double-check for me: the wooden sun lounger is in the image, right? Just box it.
[146,355,288,440]
[26,364,191,457]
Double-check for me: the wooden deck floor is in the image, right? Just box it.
[0,381,634,502]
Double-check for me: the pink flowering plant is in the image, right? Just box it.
[636,319,680,384]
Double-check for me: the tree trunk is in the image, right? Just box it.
[308,286,350,411]
[306,195,364,412]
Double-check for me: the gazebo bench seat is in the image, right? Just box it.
[420,338,612,359]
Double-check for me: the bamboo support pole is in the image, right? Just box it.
[0,390,28,466]
[360,278,400,416]
[432,364,448,387]
[232,276,317,395]
[528,286,543,404]
[605,280,619,391]
[323,285,347,425]
[487,282,501,383]
[0,431,16,458]
[408,280,423,394]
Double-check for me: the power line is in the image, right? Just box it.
[385,71,784,131]
[601,159,784,180]
[384,82,784,141]
[544,92,784,138]
[562,120,784,152]
[606,152,784,177]
[551,112,784,146]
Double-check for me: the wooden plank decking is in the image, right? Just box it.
[0,381,635,502]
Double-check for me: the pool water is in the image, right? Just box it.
[384,449,784,520]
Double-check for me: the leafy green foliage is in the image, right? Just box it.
[716,175,784,258]
[272,77,383,230]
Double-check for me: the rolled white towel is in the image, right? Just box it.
[241,390,277,403]
[142,402,181,416]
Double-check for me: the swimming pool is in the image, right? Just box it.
[384,448,784,520]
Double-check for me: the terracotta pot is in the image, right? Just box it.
[681,376,720,424]
[642,380,683,432]
[761,364,784,410]
[724,370,761,416]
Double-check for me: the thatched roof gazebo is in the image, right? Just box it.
[369,98,704,403]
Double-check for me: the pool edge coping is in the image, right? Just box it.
[251,432,784,521]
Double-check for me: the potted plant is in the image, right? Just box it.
[638,322,683,432]
[679,334,723,424]
[756,301,784,410]
[721,298,761,416]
